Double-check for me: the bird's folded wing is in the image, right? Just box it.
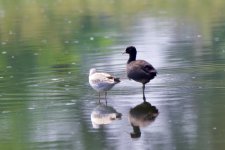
[90,73,114,83]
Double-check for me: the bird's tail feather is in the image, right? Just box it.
[114,78,120,83]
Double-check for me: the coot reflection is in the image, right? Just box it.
[129,101,159,138]
[91,104,122,128]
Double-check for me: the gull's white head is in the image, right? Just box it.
[89,68,97,75]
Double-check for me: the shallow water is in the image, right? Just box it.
[1,1,225,150]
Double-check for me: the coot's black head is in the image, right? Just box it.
[125,46,137,55]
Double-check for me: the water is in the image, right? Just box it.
[1,0,225,150]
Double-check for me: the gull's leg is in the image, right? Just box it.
[98,92,101,103]
[105,92,107,105]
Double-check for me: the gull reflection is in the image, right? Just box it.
[129,101,159,138]
[91,104,122,128]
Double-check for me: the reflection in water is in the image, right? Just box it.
[91,104,122,128]
[129,101,159,138]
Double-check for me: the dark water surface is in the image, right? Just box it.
[0,1,225,150]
